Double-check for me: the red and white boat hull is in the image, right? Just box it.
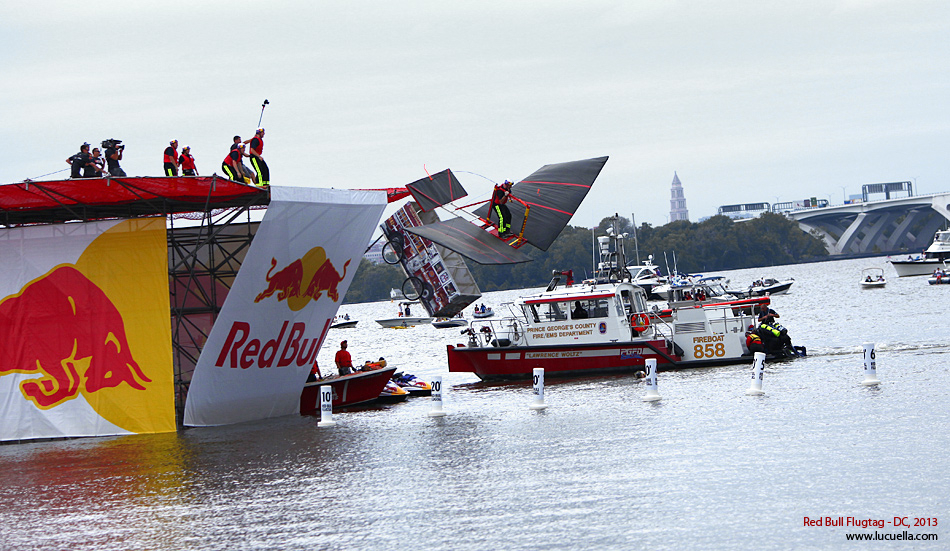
[299,367,397,413]
[447,341,681,381]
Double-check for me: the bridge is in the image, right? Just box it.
[785,192,950,255]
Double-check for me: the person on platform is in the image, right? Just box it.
[86,148,105,177]
[67,143,92,178]
[221,145,246,182]
[247,128,269,187]
[163,140,180,176]
[335,340,354,376]
[179,146,198,176]
[231,135,242,151]
[490,180,514,237]
[104,140,126,176]
[572,300,588,319]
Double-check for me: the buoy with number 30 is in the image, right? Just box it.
[530,367,548,410]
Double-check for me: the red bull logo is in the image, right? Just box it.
[254,246,350,310]
[0,266,150,409]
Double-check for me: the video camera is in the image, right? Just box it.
[101,138,124,150]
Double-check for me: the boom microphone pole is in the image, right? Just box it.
[257,99,269,127]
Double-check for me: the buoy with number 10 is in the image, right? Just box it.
[745,352,766,396]
[862,342,880,386]
[317,385,336,427]
[642,359,661,401]
[428,376,447,417]
[529,367,548,410]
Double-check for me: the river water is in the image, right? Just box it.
[1,255,947,550]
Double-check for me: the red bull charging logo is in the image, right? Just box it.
[0,266,150,410]
[254,246,350,311]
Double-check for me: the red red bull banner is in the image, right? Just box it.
[0,218,175,441]
[184,188,386,426]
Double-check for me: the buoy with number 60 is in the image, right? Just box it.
[862,342,880,386]
[641,359,661,401]
[428,376,447,417]
[745,352,766,396]
[317,385,336,427]
[529,367,548,410]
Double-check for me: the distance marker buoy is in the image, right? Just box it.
[642,359,661,401]
[862,342,880,386]
[428,376,447,417]
[745,352,766,396]
[530,367,548,410]
[317,385,336,427]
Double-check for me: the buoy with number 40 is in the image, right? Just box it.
[642,359,661,401]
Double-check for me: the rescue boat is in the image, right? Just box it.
[447,219,802,381]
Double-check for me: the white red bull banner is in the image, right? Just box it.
[184,187,386,426]
[0,218,176,442]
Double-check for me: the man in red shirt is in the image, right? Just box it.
[335,340,353,375]
[248,128,269,187]
[163,140,180,176]
[221,145,245,182]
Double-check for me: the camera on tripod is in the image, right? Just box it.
[101,138,124,150]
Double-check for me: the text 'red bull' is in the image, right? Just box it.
[0,266,150,409]
[215,319,330,369]
[255,256,351,304]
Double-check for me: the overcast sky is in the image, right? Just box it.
[3,1,948,227]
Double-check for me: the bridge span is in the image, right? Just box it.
[786,192,950,255]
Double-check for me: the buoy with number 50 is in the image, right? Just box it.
[745,352,766,396]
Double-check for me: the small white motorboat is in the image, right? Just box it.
[330,314,358,329]
[860,267,887,288]
[432,317,468,329]
[927,263,950,285]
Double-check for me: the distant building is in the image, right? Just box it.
[364,240,384,264]
[669,172,689,222]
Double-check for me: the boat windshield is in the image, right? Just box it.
[524,297,612,322]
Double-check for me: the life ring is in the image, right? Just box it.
[631,313,650,331]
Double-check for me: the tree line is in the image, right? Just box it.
[342,212,828,303]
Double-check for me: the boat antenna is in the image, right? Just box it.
[591,226,596,279]
[631,212,640,265]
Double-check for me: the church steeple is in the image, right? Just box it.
[669,172,689,222]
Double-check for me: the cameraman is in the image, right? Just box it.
[103,139,126,177]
